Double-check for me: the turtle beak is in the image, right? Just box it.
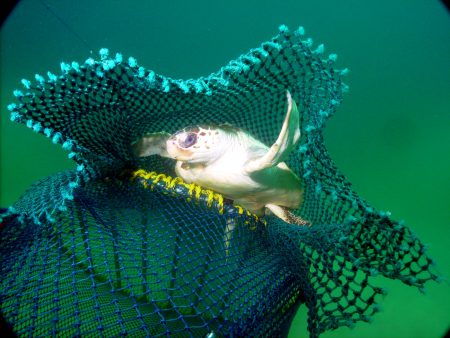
[166,138,178,155]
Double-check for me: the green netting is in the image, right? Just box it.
[0,25,438,337]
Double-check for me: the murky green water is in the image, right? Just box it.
[1,1,449,337]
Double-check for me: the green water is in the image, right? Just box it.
[1,0,449,337]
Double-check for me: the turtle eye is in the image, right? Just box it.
[180,133,197,148]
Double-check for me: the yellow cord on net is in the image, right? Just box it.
[128,169,264,225]
[129,169,225,214]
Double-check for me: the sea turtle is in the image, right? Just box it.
[132,91,309,227]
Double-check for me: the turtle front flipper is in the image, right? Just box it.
[244,91,301,173]
[132,132,171,158]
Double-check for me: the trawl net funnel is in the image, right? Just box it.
[0,25,438,337]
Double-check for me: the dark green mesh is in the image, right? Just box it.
[1,25,438,337]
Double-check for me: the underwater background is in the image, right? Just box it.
[0,0,449,337]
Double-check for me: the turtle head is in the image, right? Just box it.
[167,125,228,164]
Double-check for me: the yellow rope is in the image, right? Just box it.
[130,169,225,214]
[128,169,264,225]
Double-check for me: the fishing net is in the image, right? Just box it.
[0,25,438,337]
